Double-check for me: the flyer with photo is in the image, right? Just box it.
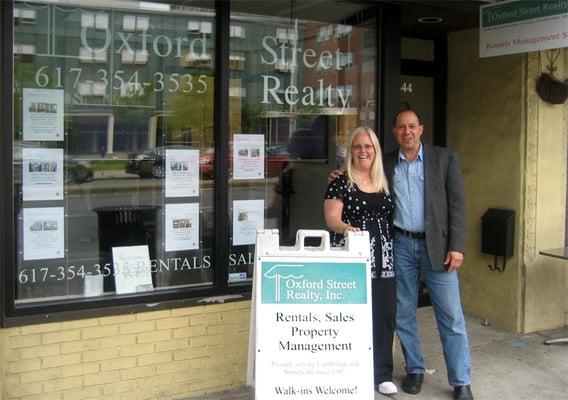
[232,199,264,246]
[165,149,200,198]
[23,88,64,141]
[23,207,64,260]
[165,203,200,251]
[22,148,64,201]
[233,134,265,180]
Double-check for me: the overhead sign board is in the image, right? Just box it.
[479,0,568,58]
[248,230,374,400]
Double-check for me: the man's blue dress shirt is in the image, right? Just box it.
[392,143,425,232]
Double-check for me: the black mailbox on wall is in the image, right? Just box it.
[481,208,515,271]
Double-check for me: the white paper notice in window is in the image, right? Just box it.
[23,207,64,260]
[165,203,200,251]
[165,149,199,197]
[23,88,64,141]
[233,199,264,246]
[112,245,153,294]
[22,148,64,201]
[233,134,264,180]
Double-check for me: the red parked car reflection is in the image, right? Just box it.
[125,145,290,179]
[198,145,290,179]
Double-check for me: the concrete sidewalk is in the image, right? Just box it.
[188,306,568,400]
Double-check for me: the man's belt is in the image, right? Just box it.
[393,226,426,240]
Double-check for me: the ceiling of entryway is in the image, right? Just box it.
[189,0,490,34]
[398,0,490,34]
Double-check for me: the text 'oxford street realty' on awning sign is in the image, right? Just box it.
[247,229,374,400]
[479,0,568,58]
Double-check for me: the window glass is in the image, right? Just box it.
[228,1,377,283]
[13,0,215,303]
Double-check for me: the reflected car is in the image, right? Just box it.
[199,147,215,179]
[197,145,290,179]
[126,144,291,179]
[13,143,94,184]
[125,145,214,179]
[63,158,94,184]
[266,144,289,155]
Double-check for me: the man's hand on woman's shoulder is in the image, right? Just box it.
[328,169,343,183]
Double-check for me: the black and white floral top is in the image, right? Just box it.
[324,174,394,279]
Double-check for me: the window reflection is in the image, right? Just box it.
[228,1,377,282]
[14,0,215,302]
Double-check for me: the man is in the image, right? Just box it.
[386,109,473,400]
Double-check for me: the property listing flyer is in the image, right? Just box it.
[23,207,65,260]
[233,134,265,180]
[23,88,64,141]
[233,199,264,246]
[165,149,200,197]
[165,203,200,251]
[22,148,64,201]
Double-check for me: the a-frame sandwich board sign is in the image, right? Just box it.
[247,229,374,400]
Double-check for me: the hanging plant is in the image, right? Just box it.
[536,49,568,105]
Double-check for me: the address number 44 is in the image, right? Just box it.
[400,82,413,93]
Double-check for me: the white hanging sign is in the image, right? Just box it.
[480,0,568,58]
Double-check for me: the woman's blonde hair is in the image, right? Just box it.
[344,126,389,194]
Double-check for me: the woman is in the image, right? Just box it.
[323,126,397,395]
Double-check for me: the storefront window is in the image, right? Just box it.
[228,1,377,283]
[8,0,381,311]
[13,0,215,302]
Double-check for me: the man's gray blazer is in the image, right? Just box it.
[384,144,467,272]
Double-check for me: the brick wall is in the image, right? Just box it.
[0,301,251,400]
